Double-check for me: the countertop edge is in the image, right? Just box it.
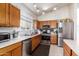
[63,39,79,56]
[0,33,41,49]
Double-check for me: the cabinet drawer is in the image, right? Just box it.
[51,35,57,44]
[63,42,71,55]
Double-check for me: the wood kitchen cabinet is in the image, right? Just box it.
[37,20,57,29]
[38,21,45,29]
[63,42,78,56]
[10,4,20,27]
[1,52,12,56]
[0,42,22,56]
[0,3,20,27]
[51,34,57,45]
[0,3,9,26]
[32,35,41,52]
[37,21,43,29]
[63,42,72,56]
[37,21,50,29]
[50,20,58,28]
[12,46,22,56]
[72,50,77,56]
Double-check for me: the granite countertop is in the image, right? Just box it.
[0,33,41,49]
[64,39,79,56]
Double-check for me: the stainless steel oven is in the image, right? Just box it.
[0,32,10,42]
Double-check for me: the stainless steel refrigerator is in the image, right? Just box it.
[58,19,74,47]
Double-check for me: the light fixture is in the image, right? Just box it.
[42,12,45,15]
[42,7,48,11]
[36,9,40,12]
[53,7,57,10]
[33,4,37,8]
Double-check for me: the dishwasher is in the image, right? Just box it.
[23,38,31,56]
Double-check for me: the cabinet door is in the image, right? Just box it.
[1,51,12,56]
[63,42,72,56]
[37,21,40,29]
[0,3,6,26]
[51,35,57,44]
[39,21,44,29]
[50,20,58,28]
[10,4,20,27]
[64,48,70,56]
[12,46,22,56]
[13,6,20,27]
[5,4,10,26]
[32,35,41,51]
[0,3,10,27]
[32,37,37,51]
[72,50,77,56]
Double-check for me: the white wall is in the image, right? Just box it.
[77,4,79,44]
[70,3,77,40]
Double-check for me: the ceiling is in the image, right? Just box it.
[24,3,71,16]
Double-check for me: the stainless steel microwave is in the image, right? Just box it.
[0,32,10,42]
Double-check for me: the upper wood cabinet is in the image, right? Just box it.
[37,21,40,29]
[37,20,58,29]
[10,4,20,27]
[37,21,50,29]
[50,20,58,28]
[0,3,20,27]
[0,3,9,26]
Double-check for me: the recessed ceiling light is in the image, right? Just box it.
[42,12,45,15]
[42,7,48,10]
[53,8,57,10]
[37,9,40,12]
[33,4,37,8]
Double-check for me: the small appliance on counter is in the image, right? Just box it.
[0,32,10,42]
[0,29,19,42]
[12,31,19,38]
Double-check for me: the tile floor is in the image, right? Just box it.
[49,45,63,56]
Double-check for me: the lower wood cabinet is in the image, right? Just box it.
[12,46,22,56]
[51,34,57,45]
[32,35,41,52]
[63,42,77,56]
[0,42,22,56]
[63,42,72,56]
[1,51,12,56]
[72,50,77,56]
